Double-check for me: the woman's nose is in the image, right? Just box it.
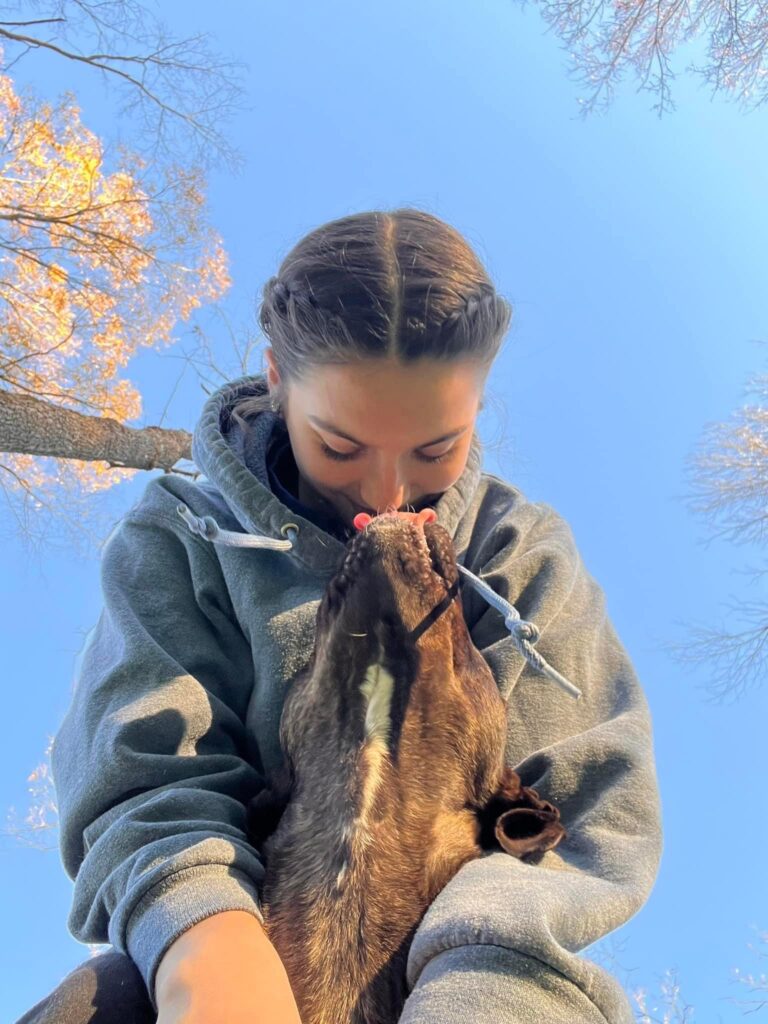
[360,477,406,515]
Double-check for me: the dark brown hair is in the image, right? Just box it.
[231,207,512,425]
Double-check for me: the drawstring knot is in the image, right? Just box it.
[178,507,219,541]
[456,564,582,701]
[506,616,540,644]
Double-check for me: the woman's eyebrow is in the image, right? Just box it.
[307,415,468,449]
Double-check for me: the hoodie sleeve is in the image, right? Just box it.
[51,494,267,1009]
[399,495,664,1024]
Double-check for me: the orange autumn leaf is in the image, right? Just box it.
[0,57,231,501]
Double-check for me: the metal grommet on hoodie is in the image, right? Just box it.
[280,522,300,538]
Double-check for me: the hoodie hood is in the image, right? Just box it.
[184,372,580,700]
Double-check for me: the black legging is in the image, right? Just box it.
[15,950,155,1024]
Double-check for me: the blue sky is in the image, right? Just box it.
[2,1,767,1020]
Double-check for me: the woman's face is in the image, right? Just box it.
[265,350,487,527]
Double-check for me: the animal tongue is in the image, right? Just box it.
[353,508,437,532]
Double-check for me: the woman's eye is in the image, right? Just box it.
[319,442,358,462]
[318,441,455,464]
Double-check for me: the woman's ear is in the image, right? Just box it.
[477,765,567,862]
[264,347,281,393]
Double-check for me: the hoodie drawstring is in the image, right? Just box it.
[176,503,582,701]
[177,503,295,551]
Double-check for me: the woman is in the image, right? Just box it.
[17,208,662,1024]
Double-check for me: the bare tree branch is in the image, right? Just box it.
[0,389,192,469]
[729,926,768,1015]
[658,592,768,703]
[657,339,768,701]
[520,0,768,117]
[0,0,245,167]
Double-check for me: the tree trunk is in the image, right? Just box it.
[0,391,192,471]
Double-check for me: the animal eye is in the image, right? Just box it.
[319,441,456,465]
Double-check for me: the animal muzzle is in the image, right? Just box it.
[321,510,461,643]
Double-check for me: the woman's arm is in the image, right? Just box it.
[155,911,302,1024]
[52,478,273,1011]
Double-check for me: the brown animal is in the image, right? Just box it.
[247,511,566,1024]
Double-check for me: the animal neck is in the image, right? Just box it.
[262,727,481,1024]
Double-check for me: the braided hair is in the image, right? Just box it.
[232,207,512,424]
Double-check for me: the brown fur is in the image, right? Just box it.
[247,516,565,1024]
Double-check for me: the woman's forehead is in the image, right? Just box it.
[294,358,485,406]
[291,359,484,443]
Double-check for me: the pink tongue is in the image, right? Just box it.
[353,508,437,532]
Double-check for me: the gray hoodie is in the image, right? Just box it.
[52,372,663,1022]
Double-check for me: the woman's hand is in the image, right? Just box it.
[155,910,303,1024]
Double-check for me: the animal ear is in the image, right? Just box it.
[478,765,567,861]
[246,758,293,850]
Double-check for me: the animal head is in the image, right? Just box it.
[284,509,502,775]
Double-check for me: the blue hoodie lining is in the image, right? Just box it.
[265,422,356,543]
